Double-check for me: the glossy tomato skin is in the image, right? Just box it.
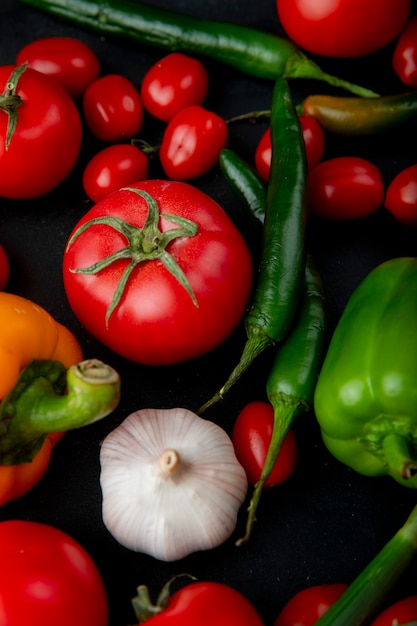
[385,163,417,227]
[82,74,144,142]
[0,244,10,289]
[307,156,384,221]
[276,0,411,58]
[141,52,209,122]
[369,595,417,626]
[273,583,348,626]
[0,520,108,626]
[16,36,100,99]
[82,143,149,202]
[393,16,417,87]
[143,581,264,626]
[0,65,82,199]
[232,401,298,486]
[63,180,252,365]
[159,105,228,180]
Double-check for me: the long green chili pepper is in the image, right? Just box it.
[314,502,417,626]
[298,91,417,135]
[20,0,378,98]
[199,78,307,414]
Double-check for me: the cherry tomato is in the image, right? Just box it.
[82,143,149,203]
[0,520,108,626]
[159,105,228,180]
[82,74,144,142]
[0,64,82,199]
[255,116,325,182]
[274,583,348,626]
[140,52,209,122]
[16,36,100,99]
[63,180,252,365]
[307,156,385,221]
[232,401,298,486]
[384,163,417,227]
[0,244,10,290]
[392,16,417,87]
[369,595,417,626]
[276,0,411,58]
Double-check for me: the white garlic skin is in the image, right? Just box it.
[99,407,248,561]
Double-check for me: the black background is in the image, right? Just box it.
[1,1,417,624]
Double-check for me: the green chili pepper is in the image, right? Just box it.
[298,91,417,135]
[314,257,417,488]
[20,0,378,98]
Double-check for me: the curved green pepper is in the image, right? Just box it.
[314,257,417,488]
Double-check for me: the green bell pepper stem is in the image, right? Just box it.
[0,358,121,465]
[382,432,417,481]
[315,502,417,626]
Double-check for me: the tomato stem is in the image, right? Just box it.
[0,64,27,150]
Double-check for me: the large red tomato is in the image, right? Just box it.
[0,64,82,198]
[369,595,417,626]
[0,520,108,626]
[63,180,253,365]
[276,0,411,58]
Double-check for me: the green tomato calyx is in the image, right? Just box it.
[0,64,27,151]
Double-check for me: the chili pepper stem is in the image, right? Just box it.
[314,502,417,626]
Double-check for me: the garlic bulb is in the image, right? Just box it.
[99,407,248,561]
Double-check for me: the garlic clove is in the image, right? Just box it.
[99,407,248,561]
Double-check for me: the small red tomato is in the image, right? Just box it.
[385,163,417,227]
[83,74,144,142]
[232,401,298,487]
[369,595,417,626]
[159,105,228,180]
[140,52,209,122]
[274,583,348,626]
[16,36,100,99]
[307,156,384,221]
[0,244,10,290]
[82,143,149,203]
[393,16,417,87]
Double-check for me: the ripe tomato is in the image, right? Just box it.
[307,156,384,221]
[0,64,82,199]
[276,0,411,58]
[140,52,209,122]
[63,180,252,365]
[82,143,149,203]
[16,36,100,99]
[159,105,228,180]
[255,116,325,182]
[384,163,417,227]
[82,74,144,142]
[133,580,264,626]
[0,520,108,626]
[273,583,348,626]
[369,595,417,626]
[232,401,298,486]
[0,244,10,290]
[392,16,417,87]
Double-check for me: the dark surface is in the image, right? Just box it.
[1,1,417,624]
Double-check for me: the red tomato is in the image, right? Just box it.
[0,520,108,626]
[0,64,82,199]
[63,180,252,365]
[134,581,264,626]
[82,143,149,202]
[16,36,100,99]
[369,595,417,626]
[232,401,298,487]
[255,116,325,182]
[385,163,417,227]
[276,0,411,57]
[140,52,209,122]
[274,583,348,626]
[159,105,228,180]
[0,244,10,290]
[393,16,417,87]
[307,156,384,221]
[82,74,144,142]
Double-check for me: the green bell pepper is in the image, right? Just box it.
[314,257,417,488]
